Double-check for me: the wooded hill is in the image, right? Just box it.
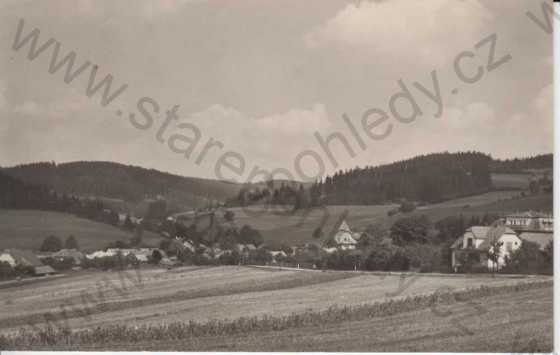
[2,161,242,210]
[2,152,553,211]
[311,152,492,205]
[490,154,552,173]
[309,152,553,206]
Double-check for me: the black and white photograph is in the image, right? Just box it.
[0,0,556,353]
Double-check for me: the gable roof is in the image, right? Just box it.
[452,225,519,251]
[466,226,516,240]
[34,265,56,275]
[338,220,352,233]
[467,226,492,239]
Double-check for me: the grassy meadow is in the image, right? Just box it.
[0,209,162,251]
[229,190,550,247]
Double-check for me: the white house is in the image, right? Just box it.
[0,249,55,275]
[269,250,287,263]
[504,211,553,232]
[333,220,358,250]
[450,225,521,271]
[0,252,16,267]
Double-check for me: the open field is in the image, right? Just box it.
[0,266,551,351]
[491,172,531,189]
[0,209,163,251]
[229,191,549,247]
[0,267,552,351]
[491,169,551,190]
[107,284,549,352]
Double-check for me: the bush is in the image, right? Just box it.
[40,235,63,252]
[41,256,74,271]
[0,261,15,280]
[501,240,549,275]
[239,225,264,246]
[399,200,416,213]
[390,215,433,246]
[224,210,235,222]
[64,235,79,250]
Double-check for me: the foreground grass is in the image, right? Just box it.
[1,280,551,351]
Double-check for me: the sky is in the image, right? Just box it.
[0,0,554,182]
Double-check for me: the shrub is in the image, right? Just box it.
[40,235,63,252]
[41,257,74,271]
[64,235,79,250]
[399,200,416,213]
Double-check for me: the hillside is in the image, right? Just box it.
[229,191,552,247]
[0,170,51,209]
[0,209,163,252]
[490,154,553,173]
[2,162,243,212]
[305,152,493,206]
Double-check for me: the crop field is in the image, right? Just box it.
[0,266,551,351]
[0,209,162,251]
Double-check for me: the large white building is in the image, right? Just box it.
[504,211,553,232]
[450,225,521,271]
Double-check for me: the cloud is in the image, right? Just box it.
[443,102,496,130]
[254,103,330,135]
[304,0,493,66]
[185,103,332,170]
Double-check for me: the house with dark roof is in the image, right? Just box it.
[450,225,521,272]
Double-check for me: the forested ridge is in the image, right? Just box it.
[490,154,552,173]
[1,152,553,210]
[308,152,494,205]
[2,161,241,209]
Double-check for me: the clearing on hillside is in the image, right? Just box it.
[0,209,162,251]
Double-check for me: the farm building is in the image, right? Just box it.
[450,225,521,271]
[0,249,56,275]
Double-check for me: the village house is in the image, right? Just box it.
[0,249,56,276]
[333,220,360,250]
[450,225,522,272]
[504,211,553,232]
[269,250,288,263]
[86,248,163,262]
